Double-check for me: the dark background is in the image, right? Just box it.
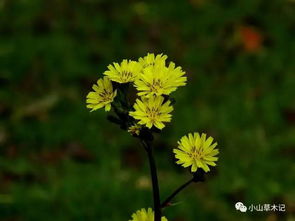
[0,0,294,220]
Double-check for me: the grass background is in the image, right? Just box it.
[0,0,294,220]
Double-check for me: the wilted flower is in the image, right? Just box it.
[128,124,142,136]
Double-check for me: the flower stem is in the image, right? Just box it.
[161,178,194,208]
[141,140,161,221]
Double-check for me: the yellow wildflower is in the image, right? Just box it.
[134,62,187,97]
[128,124,142,136]
[104,59,142,83]
[173,133,219,172]
[129,96,173,129]
[138,53,167,68]
[86,77,117,112]
[129,208,168,221]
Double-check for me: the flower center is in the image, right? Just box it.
[146,107,160,123]
[144,62,155,68]
[99,89,114,103]
[189,147,203,160]
[149,79,163,93]
[120,71,133,82]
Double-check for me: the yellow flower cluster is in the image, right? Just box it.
[129,208,168,221]
[86,53,187,130]
[87,54,220,219]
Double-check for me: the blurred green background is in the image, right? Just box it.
[0,0,295,220]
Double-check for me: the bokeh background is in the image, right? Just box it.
[1,0,295,220]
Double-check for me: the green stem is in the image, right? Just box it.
[141,140,161,221]
[161,178,194,208]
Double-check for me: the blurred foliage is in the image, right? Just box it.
[0,0,295,220]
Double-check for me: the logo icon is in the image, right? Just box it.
[235,202,247,212]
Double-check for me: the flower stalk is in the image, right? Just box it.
[161,170,205,209]
[141,140,162,221]
[161,178,194,209]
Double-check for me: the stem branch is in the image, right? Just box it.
[161,178,194,208]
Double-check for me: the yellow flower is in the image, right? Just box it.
[128,124,142,136]
[173,133,219,172]
[86,77,117,112]
[129,208,168,221]
[129,96,173,130]
[138,53,167,68]
[104,59,142,83]
[134,62,187,97]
